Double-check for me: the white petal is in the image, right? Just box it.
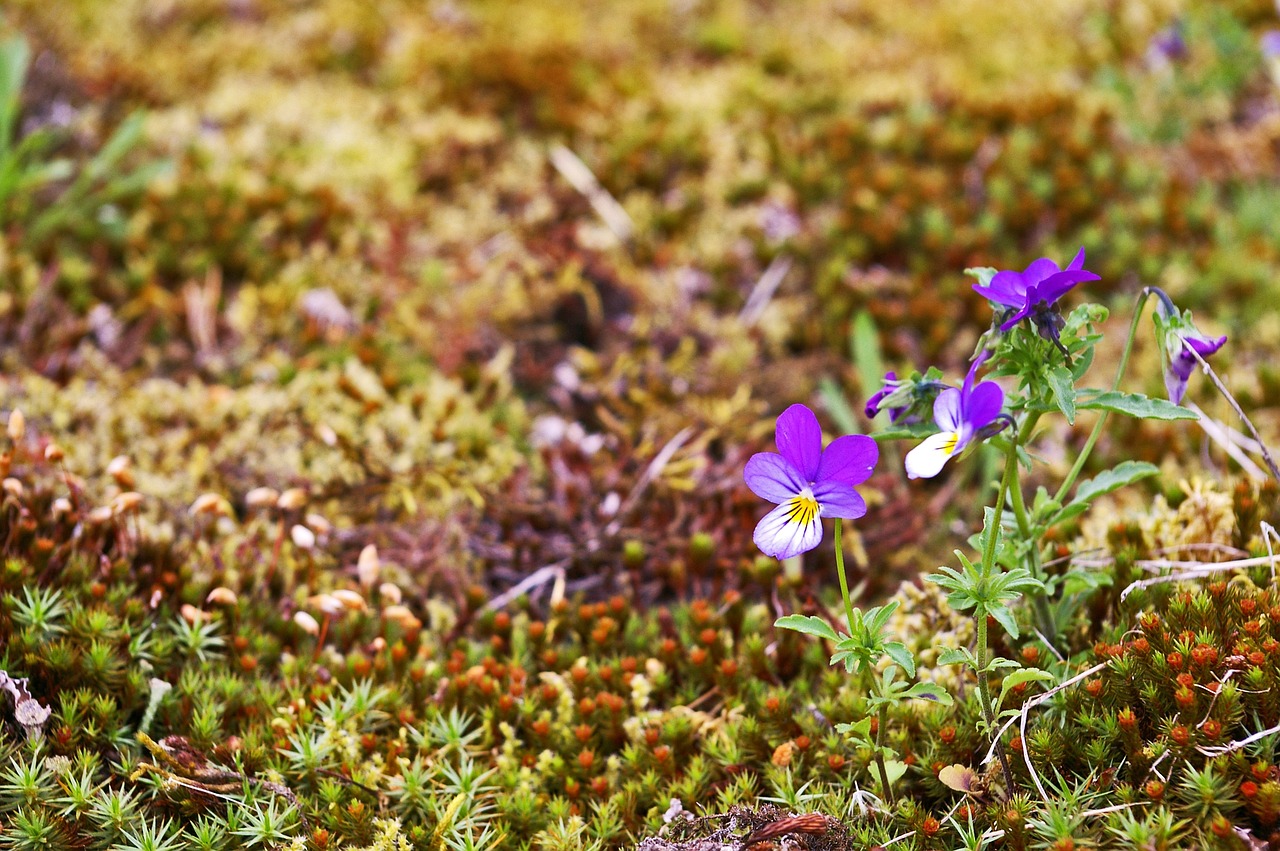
[753,499,823,560]
[905,431,961,480]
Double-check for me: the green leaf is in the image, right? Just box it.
[1073,460,1160,506]
[872,422,939,441]
[997,668,1056,713]
[882,759,909,787]
[904,681,953,705]
[937,646,976,668]
[1061,568,1113,598]
[851,310,884,414]
[982,656,1022,672]
[882,642,915,678]
[965,267,999,288]
[774,615,839,642]
[988,604,1020,640]
[836,718,873,741]
[867,600,900,635]
[1077,390,1198,421]
[1048,364,1077,424]
[818,377,859,437]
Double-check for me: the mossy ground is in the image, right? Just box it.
[2,0,1280,848]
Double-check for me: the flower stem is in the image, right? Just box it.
[833,519,856,633]
[977,423,1020,794]
[1053,289,1152,505]
[834,519,893,806]
[1004,415,1057,642]
[976,607,1016,791]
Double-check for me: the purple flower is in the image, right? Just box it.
[1147,22,1188,67]
[865,370,948,424]
[743,404,878,560]
[1152,290,1227,405]
[864,371,903,420]
[905,362,1005,480]
[974,248,1100,346]
[1262,30,1280,60]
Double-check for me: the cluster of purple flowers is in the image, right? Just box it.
[744,249,1227,560]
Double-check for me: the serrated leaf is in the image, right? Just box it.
[836,718,873,740]
[905,681,953,705]
[937,646,975,667]
[1073,460,1160,506]
[774,615,839,642]
[997,668,1056,711]
[883,642,915,678]
[1048,364,1076,424]
[983,656,1022,671]
[989,604,1020,640]
[867,600,900,634]
[1077,391,1198,421]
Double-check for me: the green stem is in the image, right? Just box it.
[1004,416,1056,641]
[1052,289,1152,505]
[976,419,1024,794]
[832,519,856,634]
[835,519,894,807]
[977,610,1016,791]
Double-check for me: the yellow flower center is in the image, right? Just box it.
[783,493,820,526]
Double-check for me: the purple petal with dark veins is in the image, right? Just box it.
[744,452,806,504]
[775,403,822,481]
[812,480,868,519]
[815,435,879,487]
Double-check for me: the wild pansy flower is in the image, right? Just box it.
[1263,30,1280,87]
[974,248,1100,353]
[905,361,1005,480]
[1146,21,1187,68]
[744,404,878,560]
[864,369,948,424]
[1151,288,1226,405]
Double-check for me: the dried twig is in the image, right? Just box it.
[1188,402,1267,480]
[738,256,793,327]
[549,144,634,243]
[1186,346,1280,482]
[984,661,1109,804]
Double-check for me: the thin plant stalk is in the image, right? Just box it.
[1185,346,1280,483]
[1053,289,1151,504]
[833,519,894,807]
[978,450,1018,792]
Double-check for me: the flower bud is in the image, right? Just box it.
[357,545,380,588]
[107,456,134,488]
[290,524,316,550]
[190,493,232,517]
[44,443,64,462]
[245,487,279,510]
[180,604,210,624]
[111,492,144,514]
[379,582,402,604]
[7,410,24,442]
[3,478,23,499]
[383,604,421,630]
[294,611,321,635]
[304,513,332,536]
[206,587,238,606]
[331,589,366,611]
[278,487,308,511]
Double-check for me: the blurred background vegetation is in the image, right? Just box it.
[2,0,1280,848]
